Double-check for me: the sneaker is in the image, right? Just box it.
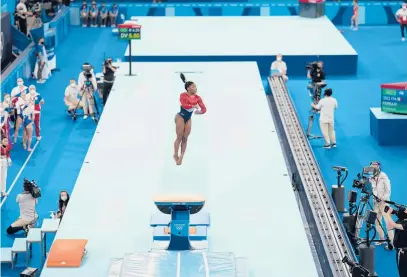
[375,241,386,246]
[323,144,331,149]
[37,136,42,141]
[402,37,405,42]
[1,192,8,197]
[84,115,88,119]
[332,143,337,148]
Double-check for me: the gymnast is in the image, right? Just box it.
[173,73,207,166]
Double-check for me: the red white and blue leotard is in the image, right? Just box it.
[178,92,207,123]
[353,4,359,15]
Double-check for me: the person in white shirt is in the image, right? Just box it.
[64,79,84,113]
[270,54,288,82]
[15,0,32,35]
[369,161,394,249]
[395,3,407,41]
[11,78,27,99]
[311,88,338,149]
[6,180,38,234]
[78,65,98,120]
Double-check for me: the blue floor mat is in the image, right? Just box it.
[0,27,128,277]
[287,26,407,277]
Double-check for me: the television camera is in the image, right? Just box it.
[82,63,94,89]
[70,63,100,122]
[23,179,41,199]
[384,201,407,220]
[342,256,375,277]
[306,61,319,71]
[343,166,393,255]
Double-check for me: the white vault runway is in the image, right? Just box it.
[41,62,319,277]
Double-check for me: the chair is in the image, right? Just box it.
[0,247,13,267]
[26,228,44,265]
[40,218,60,262]
[11,238,28,269]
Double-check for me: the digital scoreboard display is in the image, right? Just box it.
[381,83,407,115]
[117,24,141,40]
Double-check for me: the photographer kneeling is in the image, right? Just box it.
[6,179,40,235]
[307,61,326,97]
[102,58,116,105]
[384,207,407,277]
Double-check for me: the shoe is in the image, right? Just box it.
[84,115,88,119]
[402,37,405,42]
[37,136,42,141]
[1,192,8,197]
[331,143,337,148]
[323,144,331,149]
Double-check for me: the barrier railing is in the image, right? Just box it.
[267,76,357,277]
[49,7,71,49]
[1,43,37,94]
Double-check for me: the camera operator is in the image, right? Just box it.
[311,88,338,149]
[384,207,407,276]
[102,58,116,105]
[369,161,394,249]
[307,61,326,96]
[6,180,39,234]
[78,63,98,120]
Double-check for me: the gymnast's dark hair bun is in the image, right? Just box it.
[180,73,194,90]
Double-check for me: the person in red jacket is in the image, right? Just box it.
[173,73,207,166]
[396,3,407,41]
[0,136,12,197]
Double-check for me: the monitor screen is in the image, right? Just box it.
[381,83,407,115]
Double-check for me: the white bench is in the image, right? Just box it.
[41,219,60,262]
[11,238,28,269]
[1,248,13,267]
[26,228,44,265]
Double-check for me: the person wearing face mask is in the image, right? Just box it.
[80,2,89,27]
[100,3,108,27]
[28,85,44,141]
[369,161,394,250]
[396,3,407,42]
[270,54,288,82]
[11,78,27,100]
[13,91,29,144]
[34,38,51,83]
[0,137,12,197]
[90,2,99,27]
[109,4,118,27]
[53,191,70,220]
[65,79,84,114]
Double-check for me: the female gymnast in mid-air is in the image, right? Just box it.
[173,73,207,165]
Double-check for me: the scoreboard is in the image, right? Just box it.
[381,83,407,115]
[117,24,141,40]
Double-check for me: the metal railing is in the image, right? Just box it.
[267,76,355,277]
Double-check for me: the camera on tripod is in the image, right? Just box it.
[342,256,373,277]
[82,63,94,89]
[352,166,376,192]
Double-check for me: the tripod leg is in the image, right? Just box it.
[307,114,314,136]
